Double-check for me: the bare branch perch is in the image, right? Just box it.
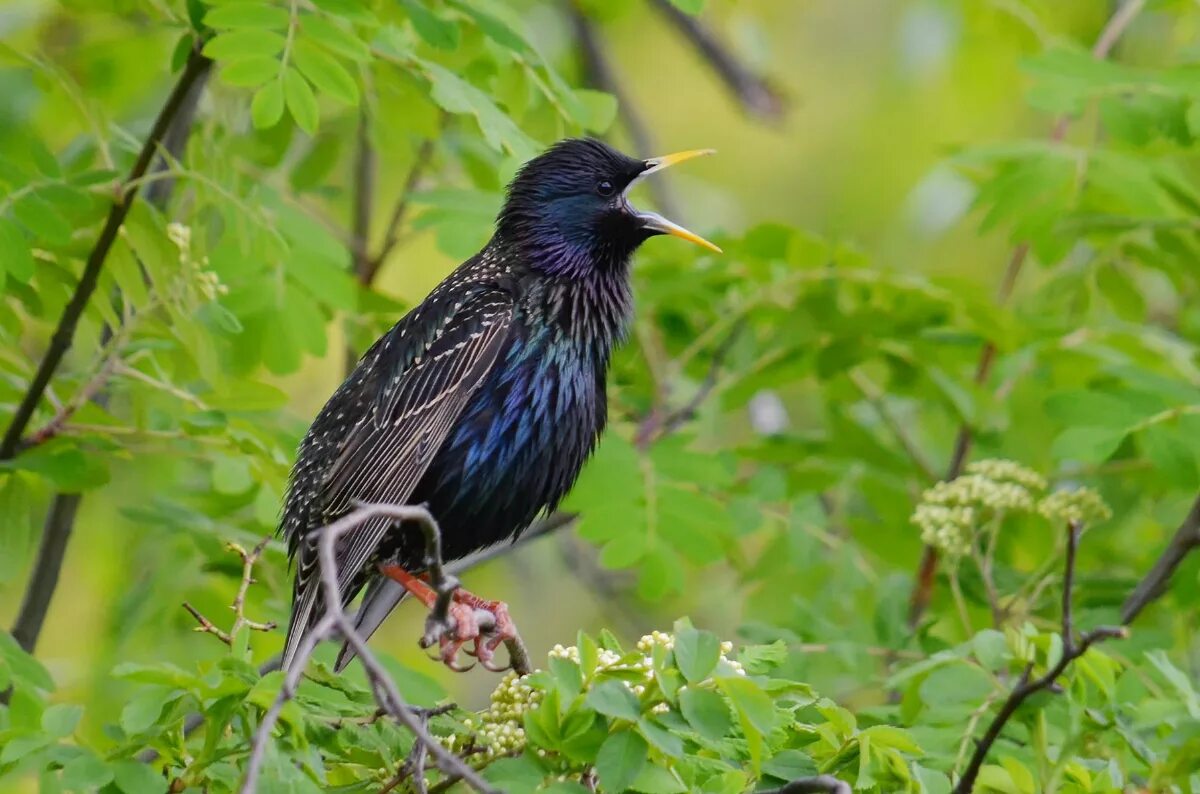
[906,0,1146,629]
[952,521,1127,793]
[240,503,499,794]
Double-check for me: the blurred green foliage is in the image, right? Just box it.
[1,0,1200,791]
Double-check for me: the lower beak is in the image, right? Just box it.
[629,149,722,254]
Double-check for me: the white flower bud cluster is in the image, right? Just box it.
[166,222,227,301]
[450,631,747,759]
[967,459,1048,492]
[1038,487,1112,526]
[911,459,1047,559]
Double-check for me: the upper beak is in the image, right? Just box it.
[628,149,722,254]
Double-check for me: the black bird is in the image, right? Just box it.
[280,138,719,673]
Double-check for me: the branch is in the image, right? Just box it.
[0,43,212,459]
[906,0,1146,629]
[635,318,743,448]
[648,0,784,120]
[952,521,1127,793]
[568,2,678,217]
[760,776,852,794]
[350,103,376,288]
[240,504,498,794]
[182,537,277,645]
[1120,493,1200,625]
[369,136,436,284]
[3,49,213,671]
[849,368,938,483]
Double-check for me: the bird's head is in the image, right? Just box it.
[497,138,720,277]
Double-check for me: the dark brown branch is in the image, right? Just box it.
[1121,493,1200,625]
[568,2,678,217]
[369,136,436,284]
[952,521,1127,793]
[906,0,1145,629]
[350,104,376,287]
[760,776,852,794]
[0,43,212,459]
[648,0,784,120]
[240,503,498,794]
[4,53,213,675]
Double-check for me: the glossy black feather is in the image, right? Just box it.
[280,139,657,671]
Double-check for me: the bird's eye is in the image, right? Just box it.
[596,179,615,197]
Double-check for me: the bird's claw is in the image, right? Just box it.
[421,598,519,674]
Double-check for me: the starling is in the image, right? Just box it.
[280,138,719,673]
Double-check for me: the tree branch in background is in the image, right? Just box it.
[636,317,744,448]
[6,47,213,667]
[952,521,1127,794]
[906,0,1146,629]
[760,776,852,794]
[0,44,212,459]
[568,1,678,217]
[648,0,785,121]
[370,136,436,283]
[1121,493,1200,625]
[849,368,938,483]
[240,503,499,794]
[182,537,277,645]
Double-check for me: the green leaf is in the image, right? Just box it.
[283,68,319,133]
[637,716,685,758]
[251,80,285,128]
[673,627,720,683]
[61,751,114,791]
[13,194,72,245]
[719,676,775,734]
[403,0,460,50]
[203,29,287,60]
[679,686,732,739]
[595,730,647,793]
[205,3,291,29]
[41,703,83,737]
[0,734,50,764]
[574,89,618,133]
[420,60,540,158]
[630,764,688,794]
[219,57,281,87]
[120,688,167,735]
[301,15,371,61]
[293,40,359,104]
[0,218,34,281]
[669,0,706,13]
[585,679,641,721]
[1051,425,1126,464]
[0,632,54,691]
[112,760,167,794]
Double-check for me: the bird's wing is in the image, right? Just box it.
[282,287,513,671]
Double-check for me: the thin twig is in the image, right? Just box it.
[239,503,498,794]
[849,368,938,482]
[648,0,785,120]
[183,537,277,645]
[952,521,1127,793]
[1120,493,1200,625]
[906,0,1146,629]
[0,44,212,459]
[636,318,744,448]
[369,136,436,283]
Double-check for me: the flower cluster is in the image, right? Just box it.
[455,630,744,758]
[167,221,227,302]
[1038,486,1112,526]
[912,459,1046,559]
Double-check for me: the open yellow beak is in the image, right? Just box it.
[630,149,722,254]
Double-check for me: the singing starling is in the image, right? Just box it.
[280,138,719,673]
